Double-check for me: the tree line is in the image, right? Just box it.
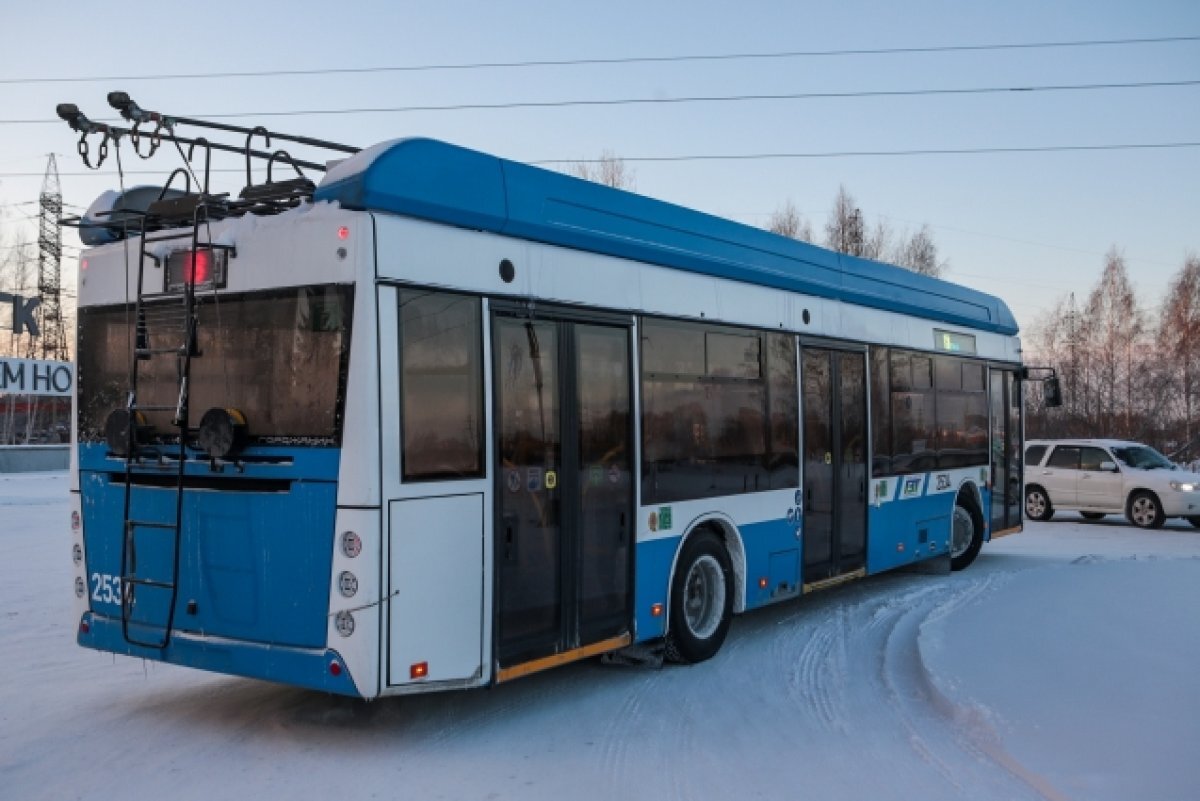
[1028,249,1200,461]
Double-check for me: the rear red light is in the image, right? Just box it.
[79,621,90,635]
[329,661,342,677]
[410,661,428,680]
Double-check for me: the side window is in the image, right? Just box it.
[1025,444,1047,466]
[1046,446,1081,470]
[640,319,797,505]
[934,356,988,469]
[870,347,891,476]
[1080,447,1111,472]
[399,290,484,481]
[890,350,936,473]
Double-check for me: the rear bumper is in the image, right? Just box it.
[77,612,364,697]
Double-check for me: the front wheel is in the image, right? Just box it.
[1025,486,1054,521]
[665,531,733,664]
[950,501,983,571]
[1127,491,1165,529]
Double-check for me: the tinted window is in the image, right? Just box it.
[870,347,891,476]
[934,356,987,469]
[77,285,353,445]
[400,290,483,480]
[641,319,797,504]
[1080,447,1111,472]
[1025,444,1047,466]
[1047,446,1081,469]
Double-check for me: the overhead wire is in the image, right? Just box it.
[2,78,1197,125]
[1,34,1196,84]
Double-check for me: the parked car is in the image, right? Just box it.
[1023,439,1200,529]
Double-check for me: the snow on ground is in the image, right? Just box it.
[1,471,1198,800]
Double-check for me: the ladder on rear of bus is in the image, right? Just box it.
[117,198,222,650]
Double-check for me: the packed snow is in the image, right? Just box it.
[1,471,1197,800]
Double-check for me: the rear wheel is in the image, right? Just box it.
[665,531,733,664]
[950,498,983,571]
[1080,512,1106,521]
[1025,486,1054,521]
[1127,491,1165,529]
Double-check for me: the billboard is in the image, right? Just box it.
[0,358,74,397]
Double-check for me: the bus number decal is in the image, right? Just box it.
[90,573,123,605]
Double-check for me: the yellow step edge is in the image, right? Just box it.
[496,633,632,684]
[803,567,867,595]
[990,525,1023,539]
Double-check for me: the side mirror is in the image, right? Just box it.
[1100,460,1119,473]
[1043,376,1063,408]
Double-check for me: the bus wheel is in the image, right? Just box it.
[950,498,983,571]
[665,531,733,664]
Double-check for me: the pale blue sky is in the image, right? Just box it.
[1,0,1197,335]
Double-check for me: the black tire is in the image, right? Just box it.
[1024,485,1054,521]
[1080,512,1106,521]
[950,496,983,571]
[665,530,734,664]
[1188,516,1200,529]
[1127,491,1165,529]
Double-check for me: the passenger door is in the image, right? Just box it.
[801,347,867,584]
[1077,446,1124,511]
[493,313,633,672]
[1039,445,1081,507]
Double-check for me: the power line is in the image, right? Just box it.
[0,141,1196,180]
[5,78,1197,125]
[3,35,1197,85]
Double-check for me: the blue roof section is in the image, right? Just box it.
[315,138,1019,336]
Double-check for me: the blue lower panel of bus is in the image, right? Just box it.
[77,612,360,695]
[633,517,801,642]
[79,445,340,651]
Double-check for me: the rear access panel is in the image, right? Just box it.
[388,494,484,686]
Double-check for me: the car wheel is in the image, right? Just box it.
[1025,486,1054,521]
[665,530,733,664]
[1080,512,1106,521]
[950,498,983,571]
[1127,491,1165,529]
[1187,516,1200,529]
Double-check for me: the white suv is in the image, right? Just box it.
[1024,439,1200,529]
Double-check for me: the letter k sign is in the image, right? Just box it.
[0,293,40,336]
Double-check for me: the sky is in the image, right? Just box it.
[0,0,1197,337]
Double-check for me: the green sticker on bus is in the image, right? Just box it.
[659,507,673,530]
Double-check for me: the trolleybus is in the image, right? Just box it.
[62,94,1039,698]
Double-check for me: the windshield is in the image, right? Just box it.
[1111,445,1174,470]
[77,284,353,446]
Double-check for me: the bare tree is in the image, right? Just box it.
[568,150,636,190]
[1159,253,1200,457]
[766,199,813,242]
[862,219,893,261]
[892,224,947,277]
[1084,248,1146,438]
[824,185,865,256]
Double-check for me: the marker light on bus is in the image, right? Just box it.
[651,603,663,617]
[410,662,429,680]
[74,577,85,598]
[72,543,82,565]
[71,510,81,532]
[165,248,228,293]
[335,611,355,637]
[328,661,342,677]
[758,577,768,589]
[79,620,89,635]
[340,531,362,559]
[337,226,350,240]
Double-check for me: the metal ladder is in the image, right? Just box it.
[118,200,216,649]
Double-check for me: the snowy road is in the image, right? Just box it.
[2,472,1198,800]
